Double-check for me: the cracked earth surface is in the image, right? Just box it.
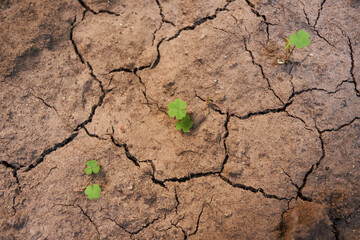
[1,0,359,239]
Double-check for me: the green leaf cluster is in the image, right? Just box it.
[287,30,311,49]
[84,160,102,200]
[175,115,194,133]
[84,160,100,175]
[84,184,101,199]
[168,98,187,120]
[168,98,193,133]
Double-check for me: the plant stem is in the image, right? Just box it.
[285,45,295,64]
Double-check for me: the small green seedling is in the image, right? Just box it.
[84,160,100,175]
[278,29,311,64]
[168,98,193,133]
[84,184,101,199]
[168,98,187,120]
[175,115,194,133]
[82,160,101,200]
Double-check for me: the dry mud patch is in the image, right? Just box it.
[1,0,360,239]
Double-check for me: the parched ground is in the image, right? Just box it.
[1,0,359,239]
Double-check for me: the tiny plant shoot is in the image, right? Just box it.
[84,160,101,199]
[84,160,100,175]
[168,98,193,133]
[175,115,193,133]
[278,29,311,64]
[84,184,101,199]
[168,98,187,120]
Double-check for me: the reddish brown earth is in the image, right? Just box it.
[1,0,359,239]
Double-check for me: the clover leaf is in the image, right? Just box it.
[84,160,100,175]
[85,184,101,199]
[289,30,311,49]
[175,115,194,133]
[168,98,187,120]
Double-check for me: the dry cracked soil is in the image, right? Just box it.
[1,0,359,239]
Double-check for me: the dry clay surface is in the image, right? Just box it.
[1,0,359,239]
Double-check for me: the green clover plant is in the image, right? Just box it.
[278,29,311,64]
[84,160,100,175]
[84,184,101,199]
[175,115,194,133]
[168,98,193,133]
[83,160,101,200]
[168,98,187,120]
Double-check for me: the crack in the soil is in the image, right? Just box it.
[313,0,327,28]
[97,9,120,16]
[110,1,233,76]
[171,222,187,240]
[54,203,100,237]
[83,126,107,140]
[336,79,352,89]
[70,16,84,64]
[174,187,180,214]
[23,77,105,172]
[281,167,300,190]
[194,92,227,115]
[0,161,21,215]
[104,102,293,201]
[77,0,120,16]
[171,201,210,240]
[32,95,58,114]
[149,112,230,186]
[78,204,101,236]
[245,0,275,41]
[123,143,140,167]
[243,38,284,104]
[139,159,166,188]
[187,204,205,238]
[329,216,340,240]
[109,67,133,73]
[347,36,360,96]
[219,174,290,201]
[155,0,175,26]
[74,62,109,131]
[220,113,230,171]
[135,70,165,112]
[34,95,59,115]
[285,111,312,131]
[277,202,295,239]
[108,49,169,133]
[23,23,110,173]
[196,78,293,121]
[109,39,165,74]
[288,87,338,101]
[163,172,219,183]
[77,0,96,14]
[314,29,335,48]
[278,210,287,239]
[150,38,165,69]
[141,105,286,201]
[166,1,234,42]
[151,21,163,46]
[233,100,293,120]
[320,117,360,133]
[106,216,160,235]
[24,132,79,172]
[109,134,140,167]
[109,61,153,74]
[301,5,335,48]
[296,122,325,201]
[194,94,301,201]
